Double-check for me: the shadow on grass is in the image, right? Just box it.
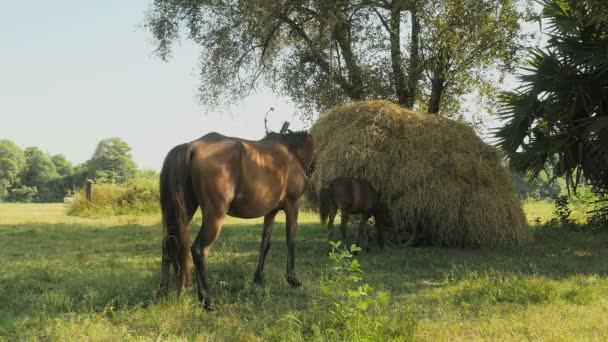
[1,220,607,332]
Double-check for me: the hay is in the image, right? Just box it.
[310,100,531,247]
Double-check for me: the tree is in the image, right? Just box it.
[139,168,159,180]
[51,154,73,177]
[512,171,562,200]
[86,137,137,184]
[145,0,530,118]
[51,154,75,198]
[419,0,525,115]
[10,186,37,203]
[0,140,26,201]
[20,147,60,202]
[496,0,608,194]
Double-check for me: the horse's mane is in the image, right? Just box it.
[263,130,311,148]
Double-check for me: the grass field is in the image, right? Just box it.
[1,202,607,341]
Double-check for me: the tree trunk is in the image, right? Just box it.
[389,4,408,107]
[428,56,446,115]
[333,13,365,101]
[406,11,421,109]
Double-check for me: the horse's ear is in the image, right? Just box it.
[279,121,290,134]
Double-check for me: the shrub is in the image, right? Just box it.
[317,242,417,341]
[68,178,159,217]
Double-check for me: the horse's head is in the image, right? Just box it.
[297,133,316,177]
[374,200,396,232]
[265,130,316,176]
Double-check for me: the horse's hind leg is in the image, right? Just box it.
[254,210,278,286]
[158,237,173,300]
[327,207,337,240]
[326,209,338,254]
[191,211,225,311]
[159,234,179,299]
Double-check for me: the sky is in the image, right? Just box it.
[0,0,305,171]
[1,1,541,171]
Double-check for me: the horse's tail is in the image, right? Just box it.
[160,143,195,287]
[319,185,333,225]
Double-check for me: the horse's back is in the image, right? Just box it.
[188,132,296,218]
[326,177,379,213]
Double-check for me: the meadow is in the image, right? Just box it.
[0,202,607,341]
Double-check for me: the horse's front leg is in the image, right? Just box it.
[191,211,225,311]
[339,213,350,241]
[376,224,386,251]
[254,210,278,286]
[355,213,371,253]
[285,201,302,288]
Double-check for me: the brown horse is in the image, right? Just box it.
[319,177,393,252]
[158,131,315,310]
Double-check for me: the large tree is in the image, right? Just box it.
[0,140,26,201]
[85,137,138,184]
[496,0,608,194]
[145,0,529,118]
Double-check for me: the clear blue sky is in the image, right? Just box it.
[1,1,542,171]
[0,0,304,171]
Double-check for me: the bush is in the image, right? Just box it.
[68,178,159,217]
[317,241,417,340]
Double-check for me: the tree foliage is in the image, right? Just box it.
[20,147,61,202]
[419,0,525,116]
[512,171,562,200]
[496,0,608,194]
[85,138,137,184]
[145,0,530,118]
[0,138,139,203]
[0,140,26,200]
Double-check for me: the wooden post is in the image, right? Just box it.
[86,179,94,202]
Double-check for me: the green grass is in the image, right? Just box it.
[522,199,593,224]
[1,202,607,340]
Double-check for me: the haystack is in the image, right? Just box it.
[310,100,531,247]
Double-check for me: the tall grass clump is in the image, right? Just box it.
[67,178,159,216]
[310,100,531,247]
[316,242,417,340]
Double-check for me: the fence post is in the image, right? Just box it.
[86,179,94,202]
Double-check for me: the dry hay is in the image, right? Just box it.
[310,100,531,247]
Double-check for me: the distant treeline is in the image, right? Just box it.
[0,136,585,204]
[0,137,158,203]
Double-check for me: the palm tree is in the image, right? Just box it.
[496,0,608,202]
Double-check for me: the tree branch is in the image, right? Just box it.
[279,14,360,99]
[332,11,365,100]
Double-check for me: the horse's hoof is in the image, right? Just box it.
[156,289,167,301]
[203,297,216,311]
[286,274,302,288]
[253,272,264,286]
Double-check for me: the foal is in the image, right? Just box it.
[319,178,392,252]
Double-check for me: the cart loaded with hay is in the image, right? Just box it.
[309,100,531,248]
